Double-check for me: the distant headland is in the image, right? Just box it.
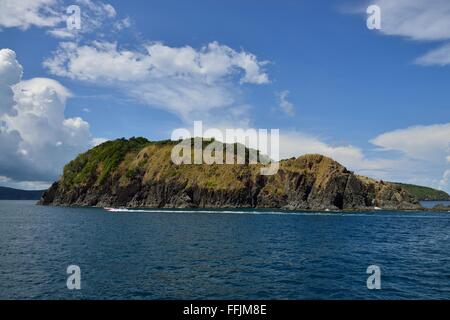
[0,187,44,200]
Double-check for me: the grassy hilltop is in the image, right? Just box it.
[393,183,450,201]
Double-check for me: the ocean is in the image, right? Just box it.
[0,200,449,300]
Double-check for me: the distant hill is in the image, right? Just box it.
[393,183,450,201]
[0,186,45,200]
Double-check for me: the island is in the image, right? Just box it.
[38,137,429,211]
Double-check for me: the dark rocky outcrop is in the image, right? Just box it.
[39,138,422,211]
[427,204,450,212]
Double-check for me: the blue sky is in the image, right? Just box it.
[0,0,449,191]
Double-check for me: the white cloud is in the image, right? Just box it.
[0,49,23,116]
[0,0,63,30]
[0,0,123,38]
[90,137,108,146]
[440,169,450,189]
[46,28,76,39]
[277,90,295,116]
[44,41,270,121]
[114,16,131,31]
[372,0,450,41]
[44,41,269,84]
[71,0,120,35]
[415,43,450,66]
[0,175,52,190]
[369,124,450,190]
[370,123,450,162]
[77,0,116,18]
[0,48,97,186]
[366,0,450,66]
[44,41,151,81]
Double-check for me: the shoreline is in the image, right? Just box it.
[36,202,450,213]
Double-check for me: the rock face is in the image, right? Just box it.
[39,138,422,211]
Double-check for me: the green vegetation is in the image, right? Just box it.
[62,137,151,187]
[59,137,342,193]
[393,183,450,201]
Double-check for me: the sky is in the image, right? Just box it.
[0,0,449,191]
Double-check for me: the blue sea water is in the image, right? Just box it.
[0,200,449,300]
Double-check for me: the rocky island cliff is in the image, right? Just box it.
[39,137,422,211]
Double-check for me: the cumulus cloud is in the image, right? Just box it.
[44,41,270,121]
[277,90,295,116]
[44,41,269,84]
[0,49,23,116]
[365,0,450,66]
[0,48,97,187]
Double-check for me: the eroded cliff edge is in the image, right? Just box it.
[39,138,422,211]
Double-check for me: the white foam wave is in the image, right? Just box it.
[102,207,450,218]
